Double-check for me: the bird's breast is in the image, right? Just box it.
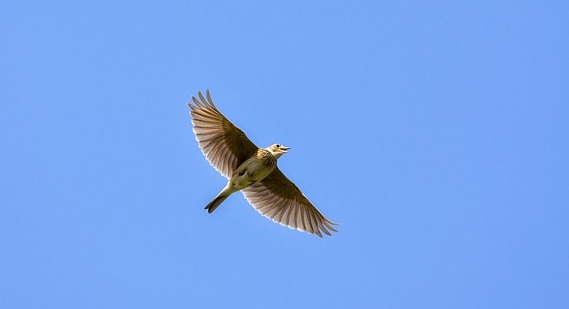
[230,152,276,190]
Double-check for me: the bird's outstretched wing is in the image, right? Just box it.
[242,168,338,237]
[189,90,259,178]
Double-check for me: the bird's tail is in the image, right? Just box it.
[205,192,231,213]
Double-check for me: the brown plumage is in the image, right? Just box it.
[188,90,338,237]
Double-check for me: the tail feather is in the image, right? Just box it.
[205,194,230,213]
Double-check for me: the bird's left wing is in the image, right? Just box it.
[242,168,338,237]
[189,90,259,178]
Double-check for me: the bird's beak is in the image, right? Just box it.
[281,146,290,152]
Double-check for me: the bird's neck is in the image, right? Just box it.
[262,148,283,159]
[258,148,281,160]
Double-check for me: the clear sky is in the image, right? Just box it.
[1,1,568,308]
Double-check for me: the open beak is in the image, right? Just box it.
[281,146,290,152]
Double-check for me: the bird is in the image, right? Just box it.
[188,90,338,237]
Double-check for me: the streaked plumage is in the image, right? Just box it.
[188,90,338,237]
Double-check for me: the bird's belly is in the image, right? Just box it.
[231,159,275,190]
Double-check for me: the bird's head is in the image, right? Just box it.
[266,144,290,159]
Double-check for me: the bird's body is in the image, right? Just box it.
[188,90,338,237]
[232,148,278,189]
[205,148,279,213]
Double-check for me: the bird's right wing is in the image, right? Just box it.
[188,90,259,178]
[242,168,338,237]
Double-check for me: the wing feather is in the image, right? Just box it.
[188,90,259,178]
[242,168,338,237]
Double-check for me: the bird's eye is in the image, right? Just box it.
[276,144,280,147]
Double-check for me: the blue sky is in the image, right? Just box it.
[1,1,568,308]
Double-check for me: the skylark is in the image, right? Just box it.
[188,90,338,237]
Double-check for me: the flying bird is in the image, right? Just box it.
[188,90,338,237]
